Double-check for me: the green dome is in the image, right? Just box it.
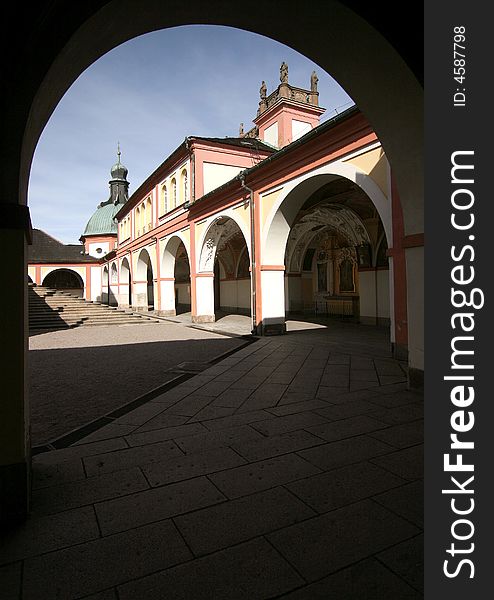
[83,202,120,236]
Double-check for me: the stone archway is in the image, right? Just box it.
[196,215,252,323]
[120,256,132,307]
[261,169,397,345]
[43,268,84,298]
[134,248,155,310]
[0,1,424,523]
[160,235,191,316]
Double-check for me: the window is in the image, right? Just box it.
[181,169,188,204]
[160,184,168,215]
[171,178,177,209]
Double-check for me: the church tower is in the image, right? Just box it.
[243,63,326,149]
[80,147,130,258]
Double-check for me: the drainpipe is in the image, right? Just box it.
[240,174,257,334]
[185,137,194,206]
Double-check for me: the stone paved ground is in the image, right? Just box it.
[5,324,424,598]
[29,322,246,445]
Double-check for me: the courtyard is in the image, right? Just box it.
[1,320,423,598]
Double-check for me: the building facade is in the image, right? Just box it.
[29,65,410,360]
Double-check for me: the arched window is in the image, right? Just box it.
[171,178,177,209]
[146,197,152,230]
[181,169,188,204]
[161,184,168,215]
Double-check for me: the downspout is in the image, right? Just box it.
[185,137,195,204]
[240,173,257,334]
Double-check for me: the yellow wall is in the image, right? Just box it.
[261,188,283,226]
[345,147,389,198]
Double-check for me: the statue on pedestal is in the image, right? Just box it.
[259,80,267,100]
[311,70,319,92]
[280,61,288,84]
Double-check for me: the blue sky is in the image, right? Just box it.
[28,25,353,244]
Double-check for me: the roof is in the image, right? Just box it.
[191,136,275,153]
[28,229,95,263]
[82,201,121,236]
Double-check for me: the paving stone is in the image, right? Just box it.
[297,435,395,471]
[373,480,424,527]
[81,589,118,600]
[349,380,381,391]
[251,412,329,437]
[371,444,424,480]
[365,390,421,408]
[32,438,128,465]
[351,357,375,370]
[149,385,195,405]
[315,385,348,400]
[111,402,168,425]
[318,389,381,404]
[211,387,254,408]
[124,422,208,447]
[350,369,379,382]
[231,429,325,462]
[0,506,99,565]
[132,413,189,433]
[267,499,420,582]
[279,391,317,405]
[374,359,407,376]
[202,410,273,431]
[265,371,297,384]
[174,486,315,555]
[187,405,236,422]
[0,562,21,600]
[209,453,321,499]
[286,461,406,513]
[281,557,421,599]
[369,419,424,448]
[368,403,424,425]
[164,394,215,417]
[237,383,288,412]
[84,439,184,476]
[117,537,304,600]
[22,519,192,600]
[175,425,264,454]
[266,399,329,417]
[192,379,234,397]
[326,353,351,364]
[142,446,246,487]
[378,374,408,385]
[95,476,226,535]
[81,590,118,600]
[32,467,149,516]
[307,415,388,442]
[214,369,250,382]
[314,399,382,421]
[377,534,424,592]
[73,422,138,444]
[32,456,85,489]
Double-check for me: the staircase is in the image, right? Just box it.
[28,285,160,331]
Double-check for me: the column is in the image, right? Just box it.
[260,266,286,335]
[0,207,31,524]
[159,278,176,316]
[192,273,215,323]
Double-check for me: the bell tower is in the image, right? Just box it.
[245,63,326,149]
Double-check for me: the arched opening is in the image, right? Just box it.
[263,169,393,346]
[101,265,109,304]
[120,256,132,307]
[42,268,84,298]
[160,236,191,316]
[197,216,251,326]
[135,248,155,310]
[109,262,118,306]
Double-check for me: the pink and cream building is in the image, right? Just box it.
[30,65,417,363]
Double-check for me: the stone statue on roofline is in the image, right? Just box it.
[311,70,319,92]
[259,80,267,100]
[239,122,244,136]
[280,61,288,83]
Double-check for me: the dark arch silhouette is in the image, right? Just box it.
[42,268,84,295]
